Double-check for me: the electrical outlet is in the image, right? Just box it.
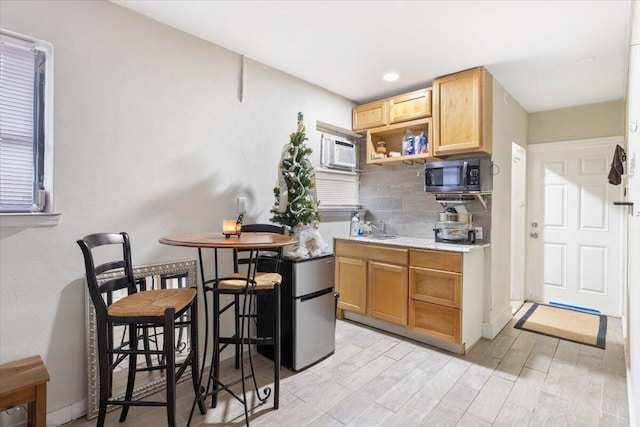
[475,226,483,240]
[237,197,247,214]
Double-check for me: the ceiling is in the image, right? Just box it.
[113,0,633,113]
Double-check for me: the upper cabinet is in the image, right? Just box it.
[432,67,493,157]
[352,100,389,131]
[389,89,432,125]
[353,88,434,165]
[352,88,432,132]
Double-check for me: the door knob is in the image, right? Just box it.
[530,232,539,238]
[531,222,538,228]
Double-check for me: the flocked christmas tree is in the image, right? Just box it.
[270,112,321,229]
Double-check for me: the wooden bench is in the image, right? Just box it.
[0,355,50,427]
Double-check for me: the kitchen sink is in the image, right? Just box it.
[369,234,396,240]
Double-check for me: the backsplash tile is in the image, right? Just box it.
[358,155,492,242]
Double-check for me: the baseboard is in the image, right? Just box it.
[623,316,638,427]
[482,305,513,339]
[0,399,89,427]
[47,400,87,426]
[344,311,465,354]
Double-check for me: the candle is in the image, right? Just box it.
[223,220,238,236]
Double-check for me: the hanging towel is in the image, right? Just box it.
[608,144,626,185]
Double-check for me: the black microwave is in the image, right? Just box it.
[424,157,493,193]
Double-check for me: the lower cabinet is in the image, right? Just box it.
[368,261,408,326]
[409,300,461,344]
[334,239,484,354]
[409,249,463,344]
[335,240,409,326]
[335,256,367,314]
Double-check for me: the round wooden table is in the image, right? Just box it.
[159,232,296,251]
[159,231,296,424]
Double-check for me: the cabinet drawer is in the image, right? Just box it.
[409,300,461,344]
[390,88,432,124]
[410,267,461,308]
[352,100,388,131]
[335,240,408,265]
[410,249,462,272]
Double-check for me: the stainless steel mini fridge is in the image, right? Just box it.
[258,253,337,371]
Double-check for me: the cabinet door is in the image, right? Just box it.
[352,100,389,132]
[335,256,367,314]
[433,67,492,156]
[410,267,462,308]
[409,300,461,344]
[368,261,408,326]
[390,89,432,124]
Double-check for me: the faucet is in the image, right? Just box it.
[367,220,386,235]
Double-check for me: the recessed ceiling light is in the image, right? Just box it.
[383,72,399,82]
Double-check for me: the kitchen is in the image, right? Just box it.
[0,1,637,427]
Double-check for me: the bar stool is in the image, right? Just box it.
[205,224,284,425]
[77,232,206,427]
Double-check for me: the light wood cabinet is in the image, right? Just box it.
[366,118,434,166]
[352,88,431,132]
[352,100,388,132]
[335,256,367,314]
[335,239,484,354]
[389,89,432,124]
[368,261,408,326]
[433,67,493,157]
[353,88,435,166]
[410,267,461,309]
[409,249,464,345]
[334,240,409,326]
[409,300,461,344]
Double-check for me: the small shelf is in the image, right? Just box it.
[366,118,435,166]
[434,193,491,211]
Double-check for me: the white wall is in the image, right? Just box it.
[0,0,354,423]
[528,100,625,144]
[485,81,528,338]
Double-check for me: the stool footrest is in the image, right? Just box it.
[107,399,166,407]
[218,337,274,345]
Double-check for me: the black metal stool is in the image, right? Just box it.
[200,224,284,426]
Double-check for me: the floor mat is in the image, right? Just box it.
[514,303,606,349]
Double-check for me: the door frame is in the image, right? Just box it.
[525,135,626,316]
[511,142,527,307]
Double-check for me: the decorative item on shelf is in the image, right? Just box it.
[402,128,415,156]
[271,112,325,258]
[223,213,244,238]
[417,131,428,154]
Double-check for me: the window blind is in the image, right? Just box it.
[315,170,360,207]
[0,35,38,212]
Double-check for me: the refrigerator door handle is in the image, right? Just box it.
[298,287,334,302]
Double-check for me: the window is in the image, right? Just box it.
[0,31,55,222]
[315,122,361,214]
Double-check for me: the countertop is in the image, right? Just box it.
[334,235,489,253]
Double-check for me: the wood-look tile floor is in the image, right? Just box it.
[66,303,629,426]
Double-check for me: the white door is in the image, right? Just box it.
[527,137,625,316]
